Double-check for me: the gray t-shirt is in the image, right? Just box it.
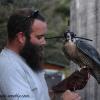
[0,48,50,100]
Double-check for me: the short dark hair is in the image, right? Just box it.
[7,8,45,41]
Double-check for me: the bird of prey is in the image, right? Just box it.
[63,30,100,84]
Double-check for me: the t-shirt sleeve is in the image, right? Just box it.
[0,58,37,100]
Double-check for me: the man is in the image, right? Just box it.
[0,8,81,100]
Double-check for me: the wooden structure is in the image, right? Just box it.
[70,0,100,100]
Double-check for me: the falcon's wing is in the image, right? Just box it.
[76,40,100,66]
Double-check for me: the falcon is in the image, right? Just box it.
[63,31,100,84]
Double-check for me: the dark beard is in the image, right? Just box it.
[20,40,44,72]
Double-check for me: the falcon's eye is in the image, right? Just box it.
[71,32,76,37]
[67,35,70,38]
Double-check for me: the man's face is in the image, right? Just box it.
[30,19,47,46]
[20,19,47,72]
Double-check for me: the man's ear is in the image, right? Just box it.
[17,32,26,44]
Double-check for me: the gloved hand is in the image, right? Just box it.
[52,68,89,93]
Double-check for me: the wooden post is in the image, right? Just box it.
[70,0,100,100]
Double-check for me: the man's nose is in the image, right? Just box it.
[41,38,47,46]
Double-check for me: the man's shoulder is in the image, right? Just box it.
[0,49,21,67]
[0,54,10,64]
[0,52,22,70]
[0,53,26,76]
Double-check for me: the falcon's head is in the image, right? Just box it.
[64,31,76,42]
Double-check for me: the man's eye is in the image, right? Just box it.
[36,35,44,39]
[36,36,42,39]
